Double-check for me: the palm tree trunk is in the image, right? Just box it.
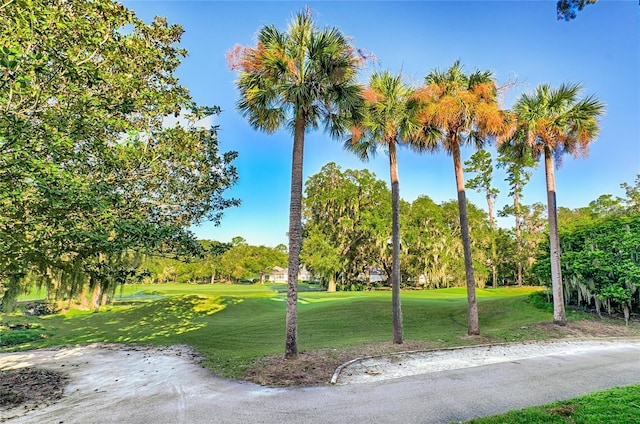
[544,147,566,326]
[389,141,403,344]
[285,114,305,359]
[452,140,480,335]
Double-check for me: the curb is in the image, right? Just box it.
[329,336,640,385]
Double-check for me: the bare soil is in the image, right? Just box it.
[0,368,67,421]
[1,318,638,419]
[242,318,640,387]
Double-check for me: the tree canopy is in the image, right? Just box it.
[0,0,238,310]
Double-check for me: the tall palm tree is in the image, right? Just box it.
[417,61,508,335]
[229,9,364,358]
[345,71,430,344]
[509,83,605,325]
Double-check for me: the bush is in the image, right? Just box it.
[528,291,553,312]
[0,325,49,347]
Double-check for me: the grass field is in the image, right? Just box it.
[0,284,578,376]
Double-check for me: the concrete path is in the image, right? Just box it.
[1,340,639,424]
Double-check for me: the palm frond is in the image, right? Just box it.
[512,82,605,162]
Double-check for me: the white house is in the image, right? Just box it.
[267,265,313,283]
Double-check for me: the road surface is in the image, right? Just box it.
[1,339,639,423]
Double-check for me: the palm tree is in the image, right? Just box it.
[509,83,605,326]
[345,71,432,344]
[229,9,364,358]
[417,61,508,335]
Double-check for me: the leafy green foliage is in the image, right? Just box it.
[0,0,238,310]
[218,243,287,283]
[302,164,497,290]
[557,0,598,21]
[534,211,640,318]
[561,215,639,315]
[301,163,392,290]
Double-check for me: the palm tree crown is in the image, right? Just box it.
[346,71,425,158]
[231,9,363,137]
[512,83,604,160]
[417,60,508,151]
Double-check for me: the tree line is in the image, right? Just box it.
[141,237,287,285]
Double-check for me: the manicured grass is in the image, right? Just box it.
[463,384,640,424]
[2,284,556,377]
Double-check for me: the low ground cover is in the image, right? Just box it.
[464,384,640,424]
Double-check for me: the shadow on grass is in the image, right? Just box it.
[48,295,229,345]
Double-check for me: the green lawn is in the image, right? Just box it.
[463,384,640,424]
[1,284,565,376]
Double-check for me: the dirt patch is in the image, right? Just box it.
[0,368,67,422]
[243,340,468,387]
[533,319,640,338]
[242,319,640,387]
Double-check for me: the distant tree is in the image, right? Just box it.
[228,8,364,359]
[417,61,509,335]
[557,0,597,21]
[464,150,499,287]
[403,196,457,289]
[587,194,626,218]
[497,143,538,286]
[301,163,391,292]
[508,83,605,325]
[218,244,287,283]
[620,174,640,214]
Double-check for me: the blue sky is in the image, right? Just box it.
[124,1,639,247]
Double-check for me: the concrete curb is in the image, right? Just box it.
[329,336,640,385]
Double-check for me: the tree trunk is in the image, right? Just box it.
[452,140,480,335]
[327,274,336,293]
[389,141,403,344]
[544,147,566,326]
[491,263,497,288]
[514,181,523,286]
[92,285,101,313]
[486,193,495,228]
[623,304,630,326]
[285,114,305,359]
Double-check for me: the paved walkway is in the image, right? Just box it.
[1,339,639,423]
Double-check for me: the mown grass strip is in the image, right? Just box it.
[463,384,640,424]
